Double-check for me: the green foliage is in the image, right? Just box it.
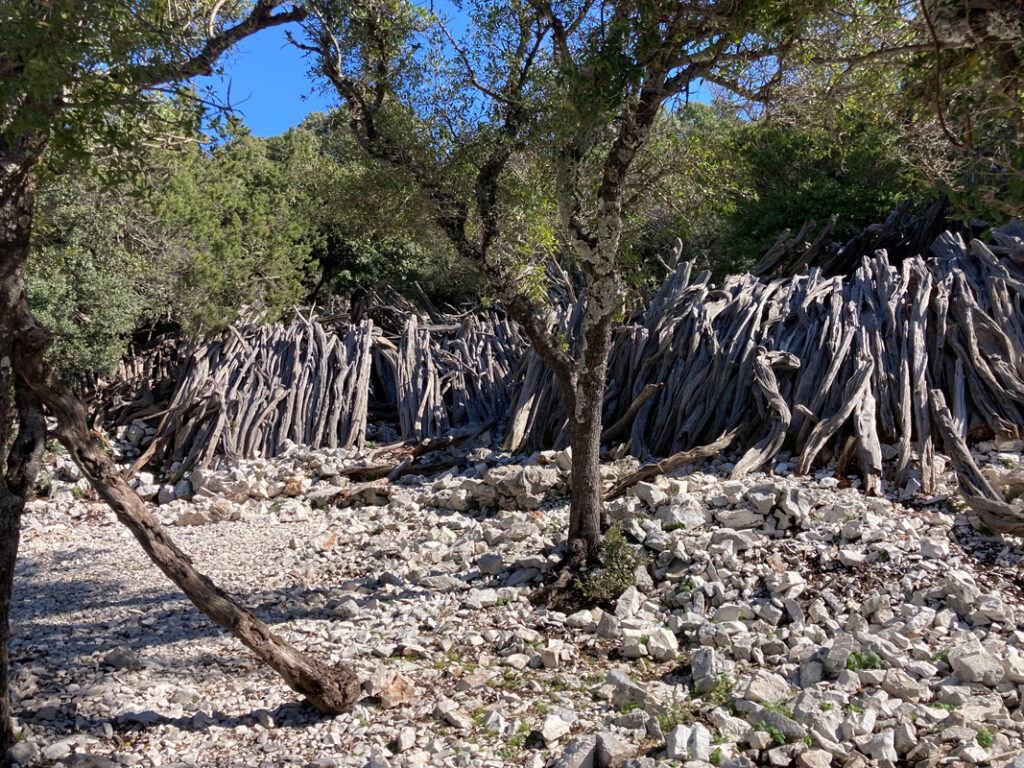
[754,722,787,746]
[1,1,276,177]
[27,175,172,376]
[293,112,477,303]
[706,675,735,707]
[713,105,923,274]
[27,129,317,377]
[6,1,316,381]
[761,700,794,719]
[846,650,884,671]
[976,728,994,749]
[575,525,649,605]
[656,693,696,734]
[26,109,482,380]
[901,4,1024,222]
[154,133,315,333]
[619,102,743,289]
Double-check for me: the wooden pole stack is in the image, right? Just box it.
[98,216,1024,534]
[106,308,524,474]
[503,220,1024,531]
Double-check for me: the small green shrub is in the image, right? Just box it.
[846,650,883,670]
[576,525,649,604]
[977,728,994,748]
[754,722,786,746]
[657,693,696,733]
[707,675,735,706]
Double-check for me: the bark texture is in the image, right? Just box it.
[0,133,48,757]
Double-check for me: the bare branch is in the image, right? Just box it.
[438,20,512,104]
[207,0,229,38]
[132,0,307,87]
[525,0,573,65]
[919,0,972,148]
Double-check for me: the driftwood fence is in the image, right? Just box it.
[98,218,1024,530]
[101,310,523,480]
[504,219,1024,531]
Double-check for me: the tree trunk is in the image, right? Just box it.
[0,384,45,757]
[566,384,605,565]
[0,158,360,744]
[564,307,615,566]
[0,134,49,757]
[0,486,19,756]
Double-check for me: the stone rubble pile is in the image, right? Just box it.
[11,437,1024,768]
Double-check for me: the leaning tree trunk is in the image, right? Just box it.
[13,318,363,715]
[0,158,359,752]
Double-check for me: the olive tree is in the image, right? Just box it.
[295,0,836,581]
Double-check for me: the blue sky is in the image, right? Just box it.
[197,13,712,138]
[195,25,335,137]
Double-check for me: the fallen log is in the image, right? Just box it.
[604,430,737,501]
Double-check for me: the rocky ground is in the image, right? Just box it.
[8,433,1024,768]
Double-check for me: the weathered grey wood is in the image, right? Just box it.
[103,221,1024,488]
[731,349,798,479]
[604,431,737,501]
[909,270,936,494]
[796,355,873,476]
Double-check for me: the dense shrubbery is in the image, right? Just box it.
[711,107,925,274]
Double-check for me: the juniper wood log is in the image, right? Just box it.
[604,430,737,501]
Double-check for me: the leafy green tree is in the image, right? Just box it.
[716,105,924,272]
[752,0,1023,224]
[896,0,1022,220]
[27,175,174,377]
[26,128,319,379]
[296,0,849,585]
[294,112,479,303]
[618,101,745,288]
[155,133,316,333]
